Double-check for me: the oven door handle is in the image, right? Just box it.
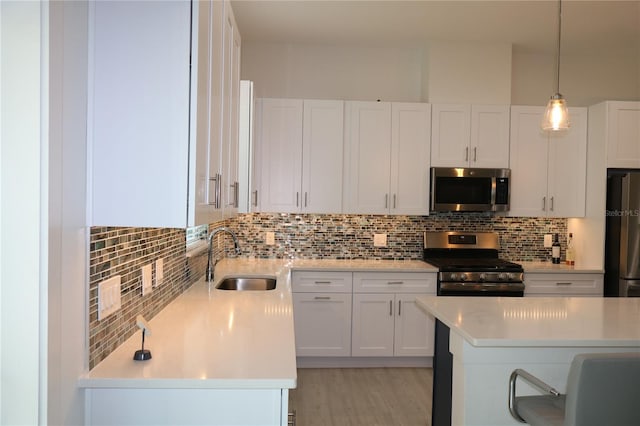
[439,282,525,293]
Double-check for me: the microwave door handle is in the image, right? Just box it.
[491,177,497,206]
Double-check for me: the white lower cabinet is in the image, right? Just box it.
[292,293,352,357]
[351,272,436,357]
[292,270,437,359]
[291,271,352,357]
[523,273,604,296]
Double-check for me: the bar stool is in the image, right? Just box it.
[508,352,640,426]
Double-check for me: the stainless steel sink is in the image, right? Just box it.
[215,276,277,291]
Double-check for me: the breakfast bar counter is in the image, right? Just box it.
[416,296,640,426]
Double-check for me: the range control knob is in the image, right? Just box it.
[448,273,458,281]
[497,273,507,281]
[478,273,487,282]
[459,273,467,281]
[506,273,515,281]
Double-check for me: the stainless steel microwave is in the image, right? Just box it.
[430,167,510,212]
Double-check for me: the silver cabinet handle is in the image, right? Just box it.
[314,296,331,300]
[304,192,308,208]
[314,281,331,284]
[385,194,388,209]
[252,190,258,207]
[387,281,404,285]
[393,194,397,209]
[542,196,546,211]
[234,182,239,208]
[296,192,299,207]
[465,147,469,161]
[398,300,402,316]
[556,282,572,286]
[473,147,477,162]
[550,196,554,211]
[389,300,393,316]
[208,175,218,206]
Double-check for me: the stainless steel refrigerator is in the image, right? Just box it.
[605,170,640,297]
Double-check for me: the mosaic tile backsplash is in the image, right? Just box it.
[89,213,566,367]
[234,213,567,262]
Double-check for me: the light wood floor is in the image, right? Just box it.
[289,368,433,426]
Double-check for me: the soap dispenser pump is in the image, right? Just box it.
[133,315,152,361]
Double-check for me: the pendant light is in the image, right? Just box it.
[541,0,570,131]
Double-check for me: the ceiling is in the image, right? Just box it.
[231,0,640,54]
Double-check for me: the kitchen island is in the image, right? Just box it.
[416,296,640,426]
[80,258,436,425]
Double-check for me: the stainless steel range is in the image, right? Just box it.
[423,231,524,296]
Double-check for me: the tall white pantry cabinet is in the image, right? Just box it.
[89,0,241,228]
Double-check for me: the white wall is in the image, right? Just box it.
[426,41,512,104]
[1,1,47,424]
[241,42,423,101]
[48,2,88,424]
[241,42,640,105]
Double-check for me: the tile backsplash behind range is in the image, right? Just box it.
[235,213,567,261]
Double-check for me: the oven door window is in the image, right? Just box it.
[434,177,492,205]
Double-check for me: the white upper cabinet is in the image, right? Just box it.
[222,5,242,217]
[509,106,588,218]
[344,101,431,215]
[302,100,345,213]
[431,104,510,168]
[601,101,640,168]
[255,99,344,213]
[89,0,239,228]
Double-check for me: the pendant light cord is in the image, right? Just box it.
[555,0,562,94]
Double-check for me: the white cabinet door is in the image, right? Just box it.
[256,99,304,212]
[344,101,393,214]
[471,104,510,168]
[606,101,640,168]
[547,108,588,217]
[509,107,551,217]
[394,294,434,357]
[431,104,471,167]
[431,104,509,168]
[292,293,352,357]
[509,106,587,218]
[222,4,241,217]
[351,293,395,357]
[390,103,431,215]
[302,100,344,213]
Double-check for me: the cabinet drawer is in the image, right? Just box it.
[524,273,603,296]
[292,271,352,293]
[353,272,436,294]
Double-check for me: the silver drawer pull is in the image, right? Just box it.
[387,281,404,285]
[556,282,573,286]
[314,296,331,300]
[314,281,332,284]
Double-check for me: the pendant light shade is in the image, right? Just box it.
[542,94,570,131]
[541,0,570,131]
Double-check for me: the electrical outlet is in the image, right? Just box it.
[265,231,275,245]
[155,258,164,286]
[98,275,121,320]
[142,263,153,296]
[544,234,553,248]
[373,233,387,247]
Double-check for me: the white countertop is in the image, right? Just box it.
[416,295,640,348]
[80,258,436,390]
[520,261,604,273]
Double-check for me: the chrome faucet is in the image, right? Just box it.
[206,227,241,282]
